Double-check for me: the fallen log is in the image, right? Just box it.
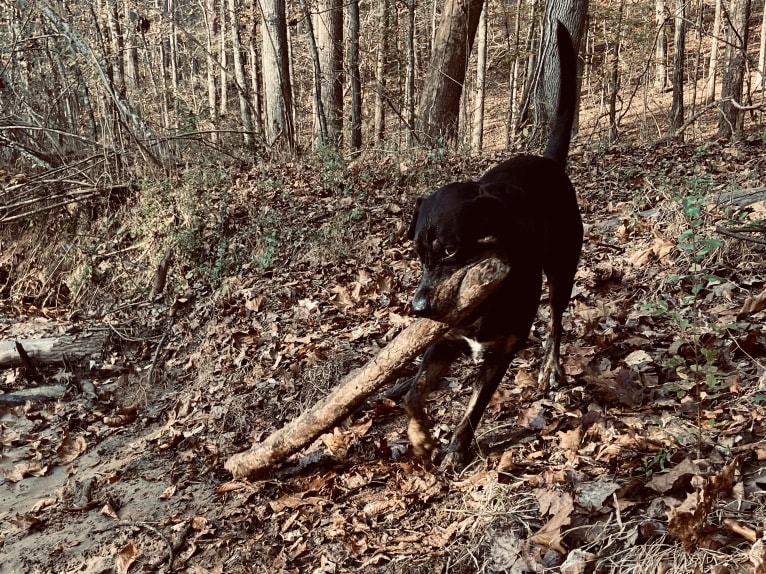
[225,257,510,479]
[0,331,107,368]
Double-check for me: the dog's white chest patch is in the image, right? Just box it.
[462,336,487,363]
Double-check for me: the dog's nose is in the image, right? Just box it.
[411,291,431,316]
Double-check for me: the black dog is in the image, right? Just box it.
[403,21,583,470]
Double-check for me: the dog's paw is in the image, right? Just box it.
[407,417,438,461]
[538,355,566,390]
[441,449,468,473]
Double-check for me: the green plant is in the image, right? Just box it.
[636,443,675,479]
[643,176,725,401]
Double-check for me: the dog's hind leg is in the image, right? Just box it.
[539,263,578,388]
[404,338,462,462]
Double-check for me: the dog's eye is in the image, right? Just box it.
[443,246,457,259]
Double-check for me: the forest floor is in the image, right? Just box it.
[2,136,766,573]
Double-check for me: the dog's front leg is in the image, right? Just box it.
[445,337,523,471]
[443,356,513,471]
[404,338,461,463]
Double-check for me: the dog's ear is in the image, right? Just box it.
[407,197,423,240]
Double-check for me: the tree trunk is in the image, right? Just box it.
[0,333,108,369]
[654,0,668,90]
[717,0,751,138]
[219,0,228,117]
[106,0,126,96]
[348,0,362,152]
[668,0,685,137]
[608,0,624,142]
[504,0,524,150]
[203,0,219,143]
[470,4,487,153]
[417,0,484,145]
[523,0,588,149]
[169,0,179,97]
[705,0,722,103]
[123,0,139,89]
[261,0,295,149]
[405,0,416,148]
[756,0,766,89]
[249,12,264,139]
[374,0,389,143]
[313,0,344,147]
[227,0,254,148]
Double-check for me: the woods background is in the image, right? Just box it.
[2,0,765,177]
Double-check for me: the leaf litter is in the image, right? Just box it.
[0,140,766,572]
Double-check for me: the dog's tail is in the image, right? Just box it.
[542,21,576,167]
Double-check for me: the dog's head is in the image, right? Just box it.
[407,181,527,318]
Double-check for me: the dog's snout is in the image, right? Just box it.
[411,290,431,316]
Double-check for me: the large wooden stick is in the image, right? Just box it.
[225,257,510,479]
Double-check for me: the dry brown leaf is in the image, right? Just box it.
[56,431,87,465]
[560,548,596,574]
[159,485,177,500]
[750,538,766,574]
[320,429,354,459]
[29,497,57,513]
[532,489,574,553]
[3,462,48,483]
[115,541,139,574]
[517,400,549,430]
[100,503,119,519]
[10,512,43,531]
[575,480,620,511]
[215,481,245,494]
[667,489,710,551]
[647,458,702,494]
[740,288,766,317]
[557,427,582,453]
[422,521,459,548]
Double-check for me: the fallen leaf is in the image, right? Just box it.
[648,458,701,494]
[57,431,87,464]
[159,485,177,500]
[3,462,48,483]
[115,541,139,574]
[532,489,574,553]
[750,538,766,574]
[575,479,620,511]
[741,288,766,317]
[560,548,596,574]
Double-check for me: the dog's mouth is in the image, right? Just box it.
[411,256,509,321]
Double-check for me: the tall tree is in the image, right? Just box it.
[313,0,343,146]
[654,0,668,90]
[417,0,484,144]
[756,0,766,88]
[404,0,416,148]
[668,0,685,136]
[202,0,219,143]
[374,0,389,143]
[347,0,362,152]
[470,3,487,153]
[705,0,723,103]
[717,0,751,138]
[523,0,588,148]
[260,0,295,149]
[228,0,254,148]
[608,0,625,142]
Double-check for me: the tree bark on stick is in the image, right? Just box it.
[225,257,510,479]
